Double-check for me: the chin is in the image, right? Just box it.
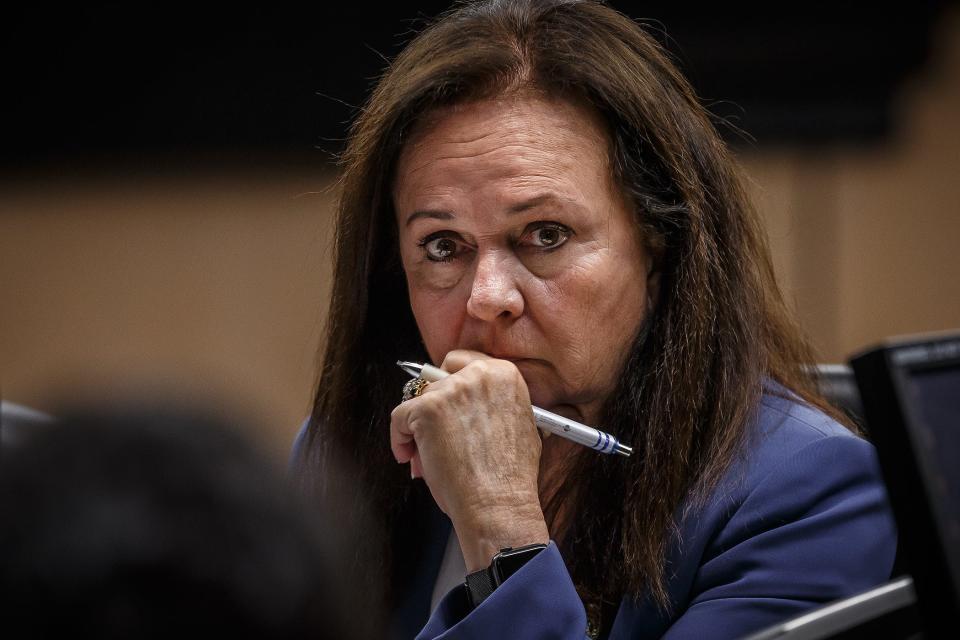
[521,378,571,416]
[511,363,550,398]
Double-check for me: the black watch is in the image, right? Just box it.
[464,542,548,609]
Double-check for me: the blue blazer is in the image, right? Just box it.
[295,390,898,640]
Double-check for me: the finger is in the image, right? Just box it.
[389,405,417,464]
[440,349,493,374]
[410,451,424,480]
[456,357,529,401]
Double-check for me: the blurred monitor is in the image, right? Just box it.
[812,364,866,427]
[851,330,960,637]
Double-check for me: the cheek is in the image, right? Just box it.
[537,252,647,375]
[407,278,466,363]
[400,240,472,362]
[546,251,631,332]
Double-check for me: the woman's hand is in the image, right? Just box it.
[390,350,549,571]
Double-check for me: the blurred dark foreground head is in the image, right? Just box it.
[0,407,378,639]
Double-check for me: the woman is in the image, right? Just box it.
[293,1,896,638]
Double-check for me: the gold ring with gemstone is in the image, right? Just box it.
[401,377,429,402]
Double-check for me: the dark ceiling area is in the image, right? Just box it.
[1,2,951,168]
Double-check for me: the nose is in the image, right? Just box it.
[466,250,524,322]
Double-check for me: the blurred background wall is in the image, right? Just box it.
[2,2,958,457]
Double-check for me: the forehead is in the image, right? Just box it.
[393,93,615,197]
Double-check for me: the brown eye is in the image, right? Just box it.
[527,223,571,249]
[423,236,458,260]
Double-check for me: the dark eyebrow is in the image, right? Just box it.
[404,209,454,227]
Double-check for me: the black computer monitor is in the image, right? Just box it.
[851,331,960,637]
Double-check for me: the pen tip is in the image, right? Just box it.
[396,361,424,378]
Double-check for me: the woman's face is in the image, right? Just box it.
[392,94,658,425]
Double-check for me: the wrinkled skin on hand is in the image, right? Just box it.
[391,350,549,571]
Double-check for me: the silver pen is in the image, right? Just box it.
[397,361,632,457]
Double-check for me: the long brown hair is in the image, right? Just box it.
[295,0,848,619]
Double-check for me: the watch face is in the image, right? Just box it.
[492,545,545,583]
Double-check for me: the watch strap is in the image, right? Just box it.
[464,566,496,609]
[463,543,548,609]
